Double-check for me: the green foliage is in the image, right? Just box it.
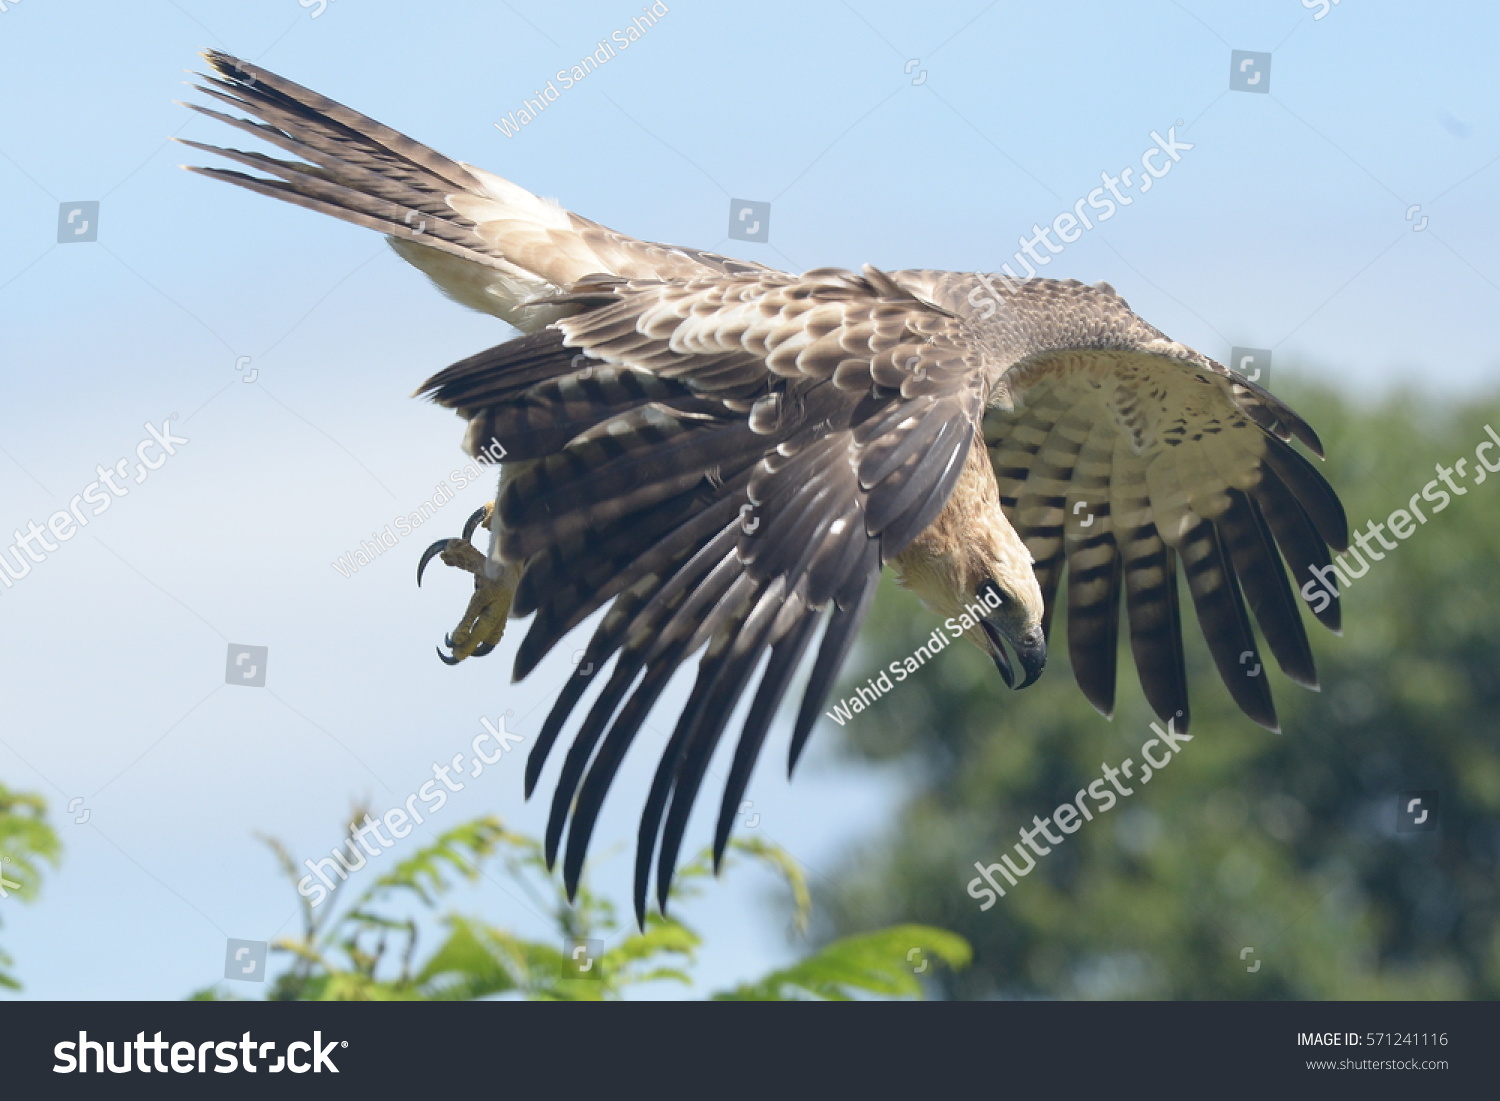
[715,926,971,1000]
[190,810,966,1001]
[819,382,1500,1000]
[0,784,61,991]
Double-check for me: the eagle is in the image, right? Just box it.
[182,51,1348,923]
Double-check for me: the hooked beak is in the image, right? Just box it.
[981,619,1047,690]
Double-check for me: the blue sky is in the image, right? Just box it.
[1,0,1497,999]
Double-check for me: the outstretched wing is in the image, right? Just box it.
[420,266,987,921]
[180,51,771,330]
[983,305,1348,732]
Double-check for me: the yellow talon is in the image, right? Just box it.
[443,563,517,662]
[416,503,517,664]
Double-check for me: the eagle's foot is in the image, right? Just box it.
[416,503,513,665]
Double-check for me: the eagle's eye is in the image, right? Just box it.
[977,578,1005,608]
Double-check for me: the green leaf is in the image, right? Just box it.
[351,817,518,912]
[412,914,544,1000]
[0,784,62,991]
[714,925,970,1001]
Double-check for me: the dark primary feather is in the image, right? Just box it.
[1219,490,1318,687]
[417,269,984,923]
[986,342,1348,734]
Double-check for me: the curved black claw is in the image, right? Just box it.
[436,644,461,666]
[462,505,490,543]
[417,538,451,587]
[472,640,496,658]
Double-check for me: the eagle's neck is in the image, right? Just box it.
[889,430,1035,634]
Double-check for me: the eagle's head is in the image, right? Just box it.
[975,575,1048,689]
[890,432,1048,690]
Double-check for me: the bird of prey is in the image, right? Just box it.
[182,51,1348,922]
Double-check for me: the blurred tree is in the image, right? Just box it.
[0,783,60,990]
[818,381,1500,999]
[191,812,968,1001]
